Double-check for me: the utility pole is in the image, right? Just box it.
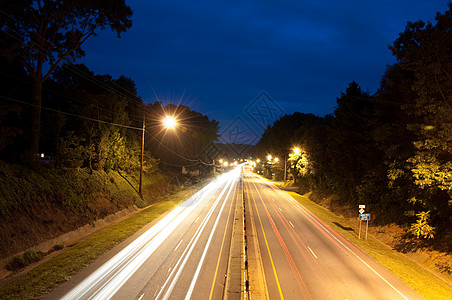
[284,152,287,181]
[139,106,145,197]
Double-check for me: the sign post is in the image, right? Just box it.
[358,213,371,239]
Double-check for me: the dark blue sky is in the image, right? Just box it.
[80,0,447,144]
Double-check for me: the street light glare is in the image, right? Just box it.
[293,147,301,155]
[163,116,176,128]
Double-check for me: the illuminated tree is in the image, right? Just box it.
[389,3,452,232]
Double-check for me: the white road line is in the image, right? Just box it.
[61,173,228,300]
[289,221,294,228]
[174,239,183,251]
[138,293,145,300]
[307,246,318,259]
[185,172,237,300]
[284,192,410,300]
[279,207,282,212]
[195,217,199,223]
[157,170,239,299]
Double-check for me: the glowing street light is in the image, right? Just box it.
[274,157,279,162]
[267,155,272,161]
[163,116,176,129]
[293,147,301,155]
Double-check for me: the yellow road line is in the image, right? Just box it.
[245,179,270,300]
[247,177,285,300]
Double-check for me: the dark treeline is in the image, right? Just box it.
[0,0,220,175]
[146,102,219,171]
[0,60,220,175]
[254,4,452,242]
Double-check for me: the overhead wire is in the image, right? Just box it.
[1,8,222,166]
[0,95,142,131]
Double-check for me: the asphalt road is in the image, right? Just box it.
[44,165,423,300]
[243,167,422,300]
[45,167,243,300]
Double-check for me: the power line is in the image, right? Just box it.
[0,70,141,123]
[0,9,145,115]
[0,95,142,131]
[1,95,211,165]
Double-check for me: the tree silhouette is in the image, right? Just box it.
[0,0,132,162]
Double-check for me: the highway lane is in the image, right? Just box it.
[244,167,423,300]
[45,167,243,300]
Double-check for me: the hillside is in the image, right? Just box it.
[0,161,168,259]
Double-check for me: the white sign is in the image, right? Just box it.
[359,205,366,209]
[359,208,365,214]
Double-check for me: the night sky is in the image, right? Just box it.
[79,0,447,144]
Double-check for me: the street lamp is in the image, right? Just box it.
[284,147,301,182]
[163,116,176,129]
[140,114,177,198]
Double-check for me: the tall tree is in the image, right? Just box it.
[388,3,452,233]
[0,0,132,161]
[327,81,376,203]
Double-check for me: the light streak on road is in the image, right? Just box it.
[249,172,412,300]
[307,247,317,259]
[62,169,239,300]
[156,168,238,299]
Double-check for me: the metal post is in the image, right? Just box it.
[358,220,362,239]
[284,152,287,181]
[139,107,145,197]
[366,220,369,240]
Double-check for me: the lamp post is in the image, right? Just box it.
[139,106,145,197]
[139,114,177,198]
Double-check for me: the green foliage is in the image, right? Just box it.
[409,211,436,239]
[0,161,143,216]
[56,132,86,168]
[0,0,133,157]
[253,5,452,237]
[23,250,42,264]
[6,256,26,271]
[146,102,220,167]
[98,128,126,171]
[6,250,42,271]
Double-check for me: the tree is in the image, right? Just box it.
[327,81,377,203]
[388,4,452,232]
[0,0,132,161]
[146,102,220,169]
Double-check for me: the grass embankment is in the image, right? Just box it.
[287,191,452,300]
[0,161,169,259]
[0,178,212,300]
[0,162,145,215]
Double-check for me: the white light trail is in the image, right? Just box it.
[157,169,240,299]
[253,172,409,300]
[185,167,240,299]
[62,172,233,300]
